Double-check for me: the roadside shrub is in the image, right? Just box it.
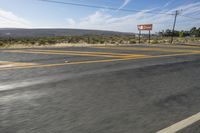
[30,41,36,45]
[47,39,57,44]
[0,41,4,46]
[100,40,105,44]
[151,40,159,44]
[129,39,136,44]
[38,39,47,45]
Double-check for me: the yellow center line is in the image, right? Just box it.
[147,44,200,49]
[28,49,134,56]
[0,52,199,71]
[1,50,120,58]
[1,50,146,58]
[114,44,200,49]
[29,49,146,58]
[96,46,200,53]
[0,56,147,71]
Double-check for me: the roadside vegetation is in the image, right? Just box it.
[0,27,199,47]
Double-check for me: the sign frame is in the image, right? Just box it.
[137,24,153,44]
[137,24,153,31]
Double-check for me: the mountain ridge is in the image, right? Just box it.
[0,28,134,38]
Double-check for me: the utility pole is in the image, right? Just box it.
[139,30,141,44]
[149,30,151,44]
[171,10,179,44]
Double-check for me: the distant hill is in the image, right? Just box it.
[0,28,134,38]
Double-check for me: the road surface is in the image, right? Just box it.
[0,45,200,133]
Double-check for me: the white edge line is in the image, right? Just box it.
[156,112,200,133]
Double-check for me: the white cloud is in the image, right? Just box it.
[66,18,76,26]
[163,0,175,8]
[119,0,131,9]
[0,9,31,28]
[66,2,200,33]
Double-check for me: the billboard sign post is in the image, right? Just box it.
[137,24,153,44]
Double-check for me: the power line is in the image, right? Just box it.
[38,0,200,20]
[38,0,173,15]
[180,15,200,20]
[38,0,200,35]
[38,0,200,21]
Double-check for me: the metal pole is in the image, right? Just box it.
[149,30,151,44]
[171,10,178,44]
[139,30,141,44]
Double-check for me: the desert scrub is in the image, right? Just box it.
[0,41,4,47]
[151,39,159,44]
[129,39,136,44]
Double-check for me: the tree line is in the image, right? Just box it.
[158,27,200,37]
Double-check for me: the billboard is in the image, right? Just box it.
[137,24,153,30]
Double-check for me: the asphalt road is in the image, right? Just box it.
[0,45,200,133]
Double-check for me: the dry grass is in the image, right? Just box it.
[0,43,138,49]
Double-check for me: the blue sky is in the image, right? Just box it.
[0,0,199,33]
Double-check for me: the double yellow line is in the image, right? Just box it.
[1,47,200,71]
[96,46,200,53]
[0,52,198,71]
[0,49,147,71]
[2,49,146,58]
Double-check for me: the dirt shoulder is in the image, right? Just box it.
[0,43,200,49]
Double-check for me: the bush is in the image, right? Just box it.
[47,39,57,44]
[30,41,35,45]
[129,39,136,44]
[0,41,4,46]
[38,39,47,45]
[100,40,105,44]
[151,40,159,44]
